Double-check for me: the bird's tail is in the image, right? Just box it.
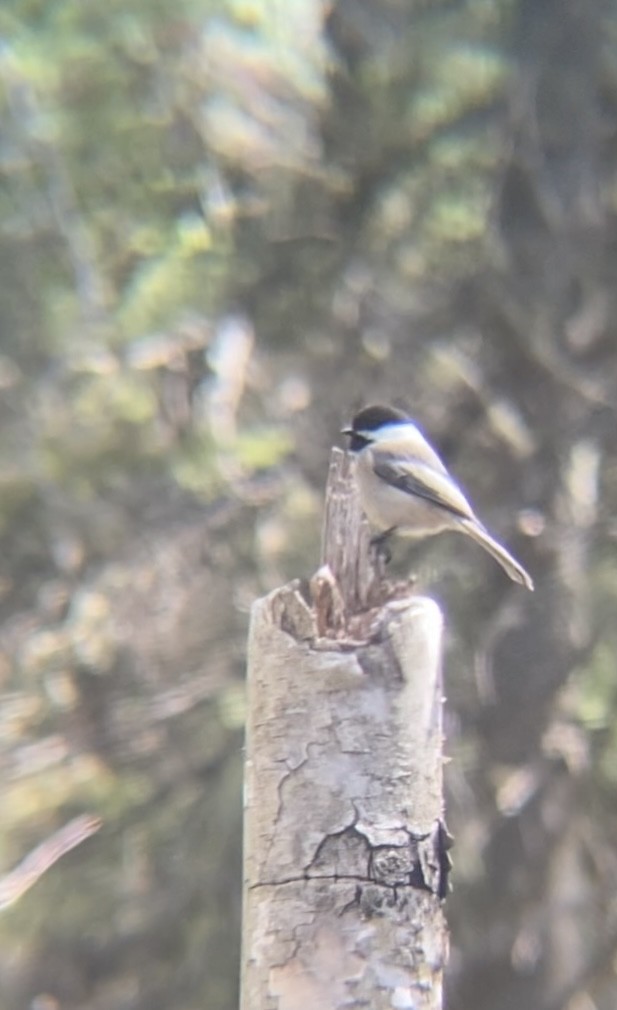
[459,519,534,591]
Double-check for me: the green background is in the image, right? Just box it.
[1,2,617,1008]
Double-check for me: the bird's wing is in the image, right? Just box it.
[371,452,476,521]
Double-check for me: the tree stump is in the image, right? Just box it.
[241,448,448,1010]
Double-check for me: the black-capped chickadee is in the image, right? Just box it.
[342,404,534,590]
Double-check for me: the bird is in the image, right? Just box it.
[341,404,534,590]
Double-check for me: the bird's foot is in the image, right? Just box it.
[369,528,395,566]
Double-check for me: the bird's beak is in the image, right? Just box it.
[341,426,352,436]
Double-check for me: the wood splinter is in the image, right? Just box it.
[302,447,414,645]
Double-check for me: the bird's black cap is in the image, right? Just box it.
[342,404,411,450]
[348,404,410,432]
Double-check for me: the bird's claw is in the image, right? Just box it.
[370,528,395,565]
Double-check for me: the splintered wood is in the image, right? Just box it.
[319,448,377,616]
[313,447,412,642]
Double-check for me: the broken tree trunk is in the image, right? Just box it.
[241,448,448,1010]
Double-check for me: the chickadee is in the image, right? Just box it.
[342,404,534,590]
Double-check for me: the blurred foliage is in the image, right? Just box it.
[1,1,617,1009]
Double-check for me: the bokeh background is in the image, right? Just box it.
[1,1,617,1008]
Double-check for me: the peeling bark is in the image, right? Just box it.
[241,449,448,1010]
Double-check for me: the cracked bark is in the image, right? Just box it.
[241,448,448,1010]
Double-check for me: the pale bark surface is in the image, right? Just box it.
[241,450,448,1010]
